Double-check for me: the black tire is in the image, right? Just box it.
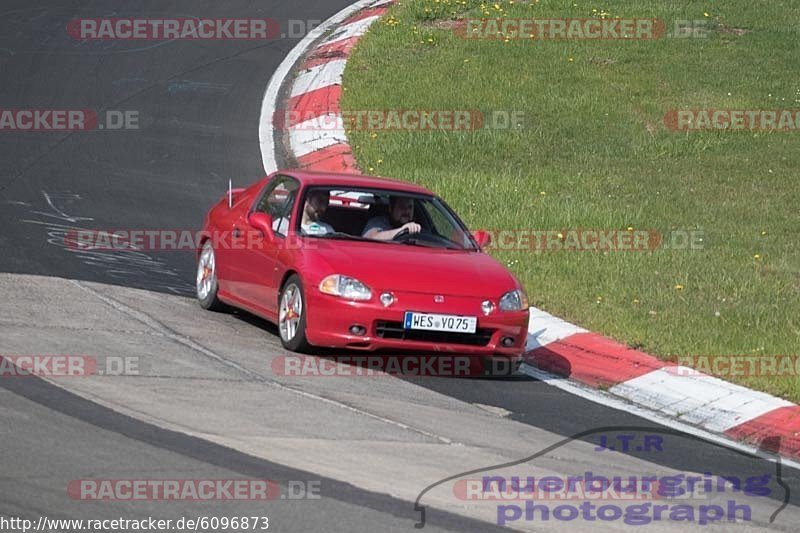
[196,241,226,311]
[278,274,311,353]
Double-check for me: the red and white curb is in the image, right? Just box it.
[284,1,394,172]
[259,1,800,463]
[523,309,800,461]
[260,0,394,174]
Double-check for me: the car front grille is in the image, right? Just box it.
[374,321,493,347]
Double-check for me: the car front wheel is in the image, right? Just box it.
[279,274,311,353]
[196,241,225,311]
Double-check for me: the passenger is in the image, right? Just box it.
[300,189,335,235]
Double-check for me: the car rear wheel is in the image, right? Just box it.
[279,274,311,353]
[196,241,225,311]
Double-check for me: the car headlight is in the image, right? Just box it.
[499,289,529,311]
[319,275,372,301]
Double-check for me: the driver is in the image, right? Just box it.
[301,189,335,235]
[362,196,421,240]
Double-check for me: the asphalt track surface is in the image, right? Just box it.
[1,1,799,531]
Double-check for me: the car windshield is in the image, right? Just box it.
[296,187,479,251]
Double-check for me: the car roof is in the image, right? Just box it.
[278,170,435,196]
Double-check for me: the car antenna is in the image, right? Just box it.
[228,179,233,209]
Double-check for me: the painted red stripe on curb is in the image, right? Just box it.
[344,7,392,25]
[306,36,360,68]
[303,55,347,71]
[524,332,667,388]
[285,85,342,128]
[725,406,800,460]
[296,144,359,173]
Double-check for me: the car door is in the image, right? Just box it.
[232,175,300,316]
[212,183,260,301]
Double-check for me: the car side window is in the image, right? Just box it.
[254,176,299,236]
[419,200,450,237]
[419,199,472,248]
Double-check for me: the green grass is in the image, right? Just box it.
[341,0,800,400]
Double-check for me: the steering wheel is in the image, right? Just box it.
[392,228,411,241]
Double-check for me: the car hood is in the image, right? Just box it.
[307,240,521,298]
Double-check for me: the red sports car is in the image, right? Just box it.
[196,170,529,365]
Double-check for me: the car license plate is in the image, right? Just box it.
[403,312,477,334]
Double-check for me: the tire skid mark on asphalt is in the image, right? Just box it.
[16,191,188,295]
[69,279,459,446]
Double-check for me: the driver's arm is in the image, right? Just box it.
[364,222,421,241]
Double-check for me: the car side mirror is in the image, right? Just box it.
[249,212,275,240]
[472,230,492,249]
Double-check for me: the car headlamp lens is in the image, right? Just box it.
[499,289,529,311]
[319,275,372,301]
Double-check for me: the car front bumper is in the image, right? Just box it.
[305,290,529,358]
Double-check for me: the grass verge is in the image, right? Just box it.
[341,0,800,400]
